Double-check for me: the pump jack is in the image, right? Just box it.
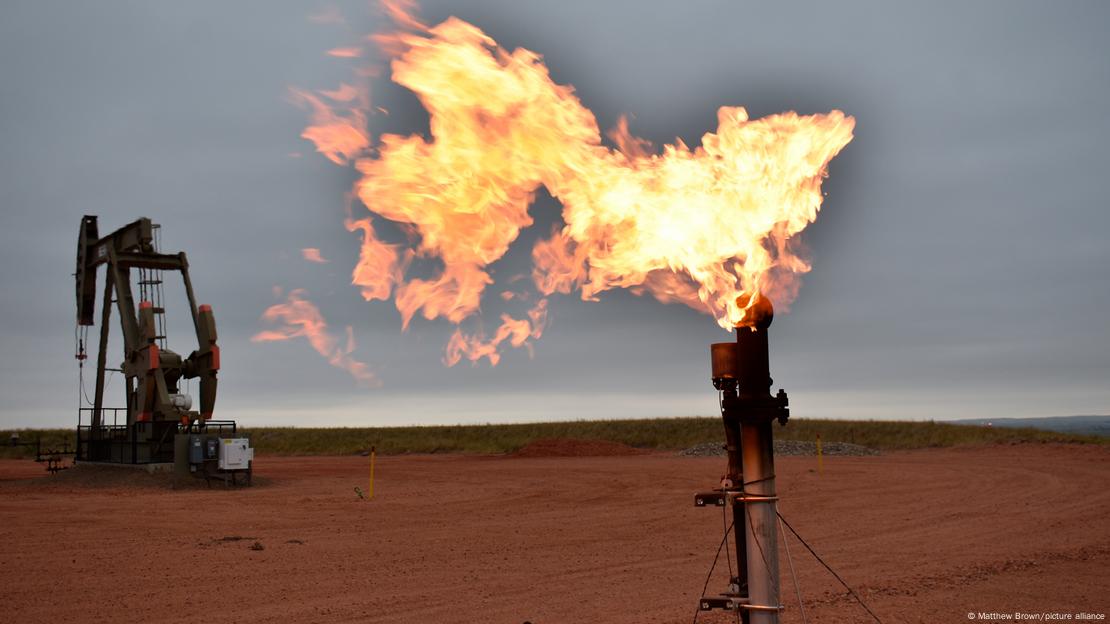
[74,215,225,464]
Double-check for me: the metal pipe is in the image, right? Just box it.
[713,342,750,605]
[722,413,749,598]
[735,294,781,624]
[741,419,780,624]
[705,293,788,624]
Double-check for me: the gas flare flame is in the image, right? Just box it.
[292,2,854,369]
[252,289,378,386]
[301,247,329,264]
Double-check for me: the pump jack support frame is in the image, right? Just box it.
[75,216,220,463]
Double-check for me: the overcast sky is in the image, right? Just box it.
[1,0,1107,429]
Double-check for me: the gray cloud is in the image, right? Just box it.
[1,0,1107,427]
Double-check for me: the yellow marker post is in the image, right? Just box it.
[369,445,376,500]
[816,433,823,474]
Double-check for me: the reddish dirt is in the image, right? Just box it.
[1,443,1107,624]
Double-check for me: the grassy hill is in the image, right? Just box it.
[2,417,1104,459]
[953,415,1110,437]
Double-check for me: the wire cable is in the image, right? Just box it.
[779,515,808,624]
[743,498,780,601]
[777,511,882,624]
[692,517,735,624]
[723,503,741,624]
[79,366,95,406]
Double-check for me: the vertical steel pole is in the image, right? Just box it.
[741,420,780,623]
[706,295,788,622]
[734,296,784,623]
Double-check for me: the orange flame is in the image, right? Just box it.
[252,289,378,386]
[344,215,407,303]
[301,247,329,264]
[288,87,369,165]
[308,6,345,25]
[295,2,854,368]
[327,46,363,58]
[443,298,547,366]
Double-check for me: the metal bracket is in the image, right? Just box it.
[695,490,778,507]
[699,596,747,611]
[694,491,727,507]
[698,597,784,613]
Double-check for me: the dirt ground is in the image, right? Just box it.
[1,443,1107,624]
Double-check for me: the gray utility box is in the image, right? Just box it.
[174,433,254,484]
[187,435,220,464]
[218,438,253,470]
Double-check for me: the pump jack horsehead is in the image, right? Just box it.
[75,215,220,433]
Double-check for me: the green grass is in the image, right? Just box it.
[0,429,76,460]
[2,417,1102,459]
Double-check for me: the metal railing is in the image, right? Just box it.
[76,408,236,464]
[77,408,168,464]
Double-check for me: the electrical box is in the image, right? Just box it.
[189,436,204,463]
[218,438,253,470]
[205,437,219,460]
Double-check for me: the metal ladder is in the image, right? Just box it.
[137,223,168,350]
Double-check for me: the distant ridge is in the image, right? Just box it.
[952,415,1110,437]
